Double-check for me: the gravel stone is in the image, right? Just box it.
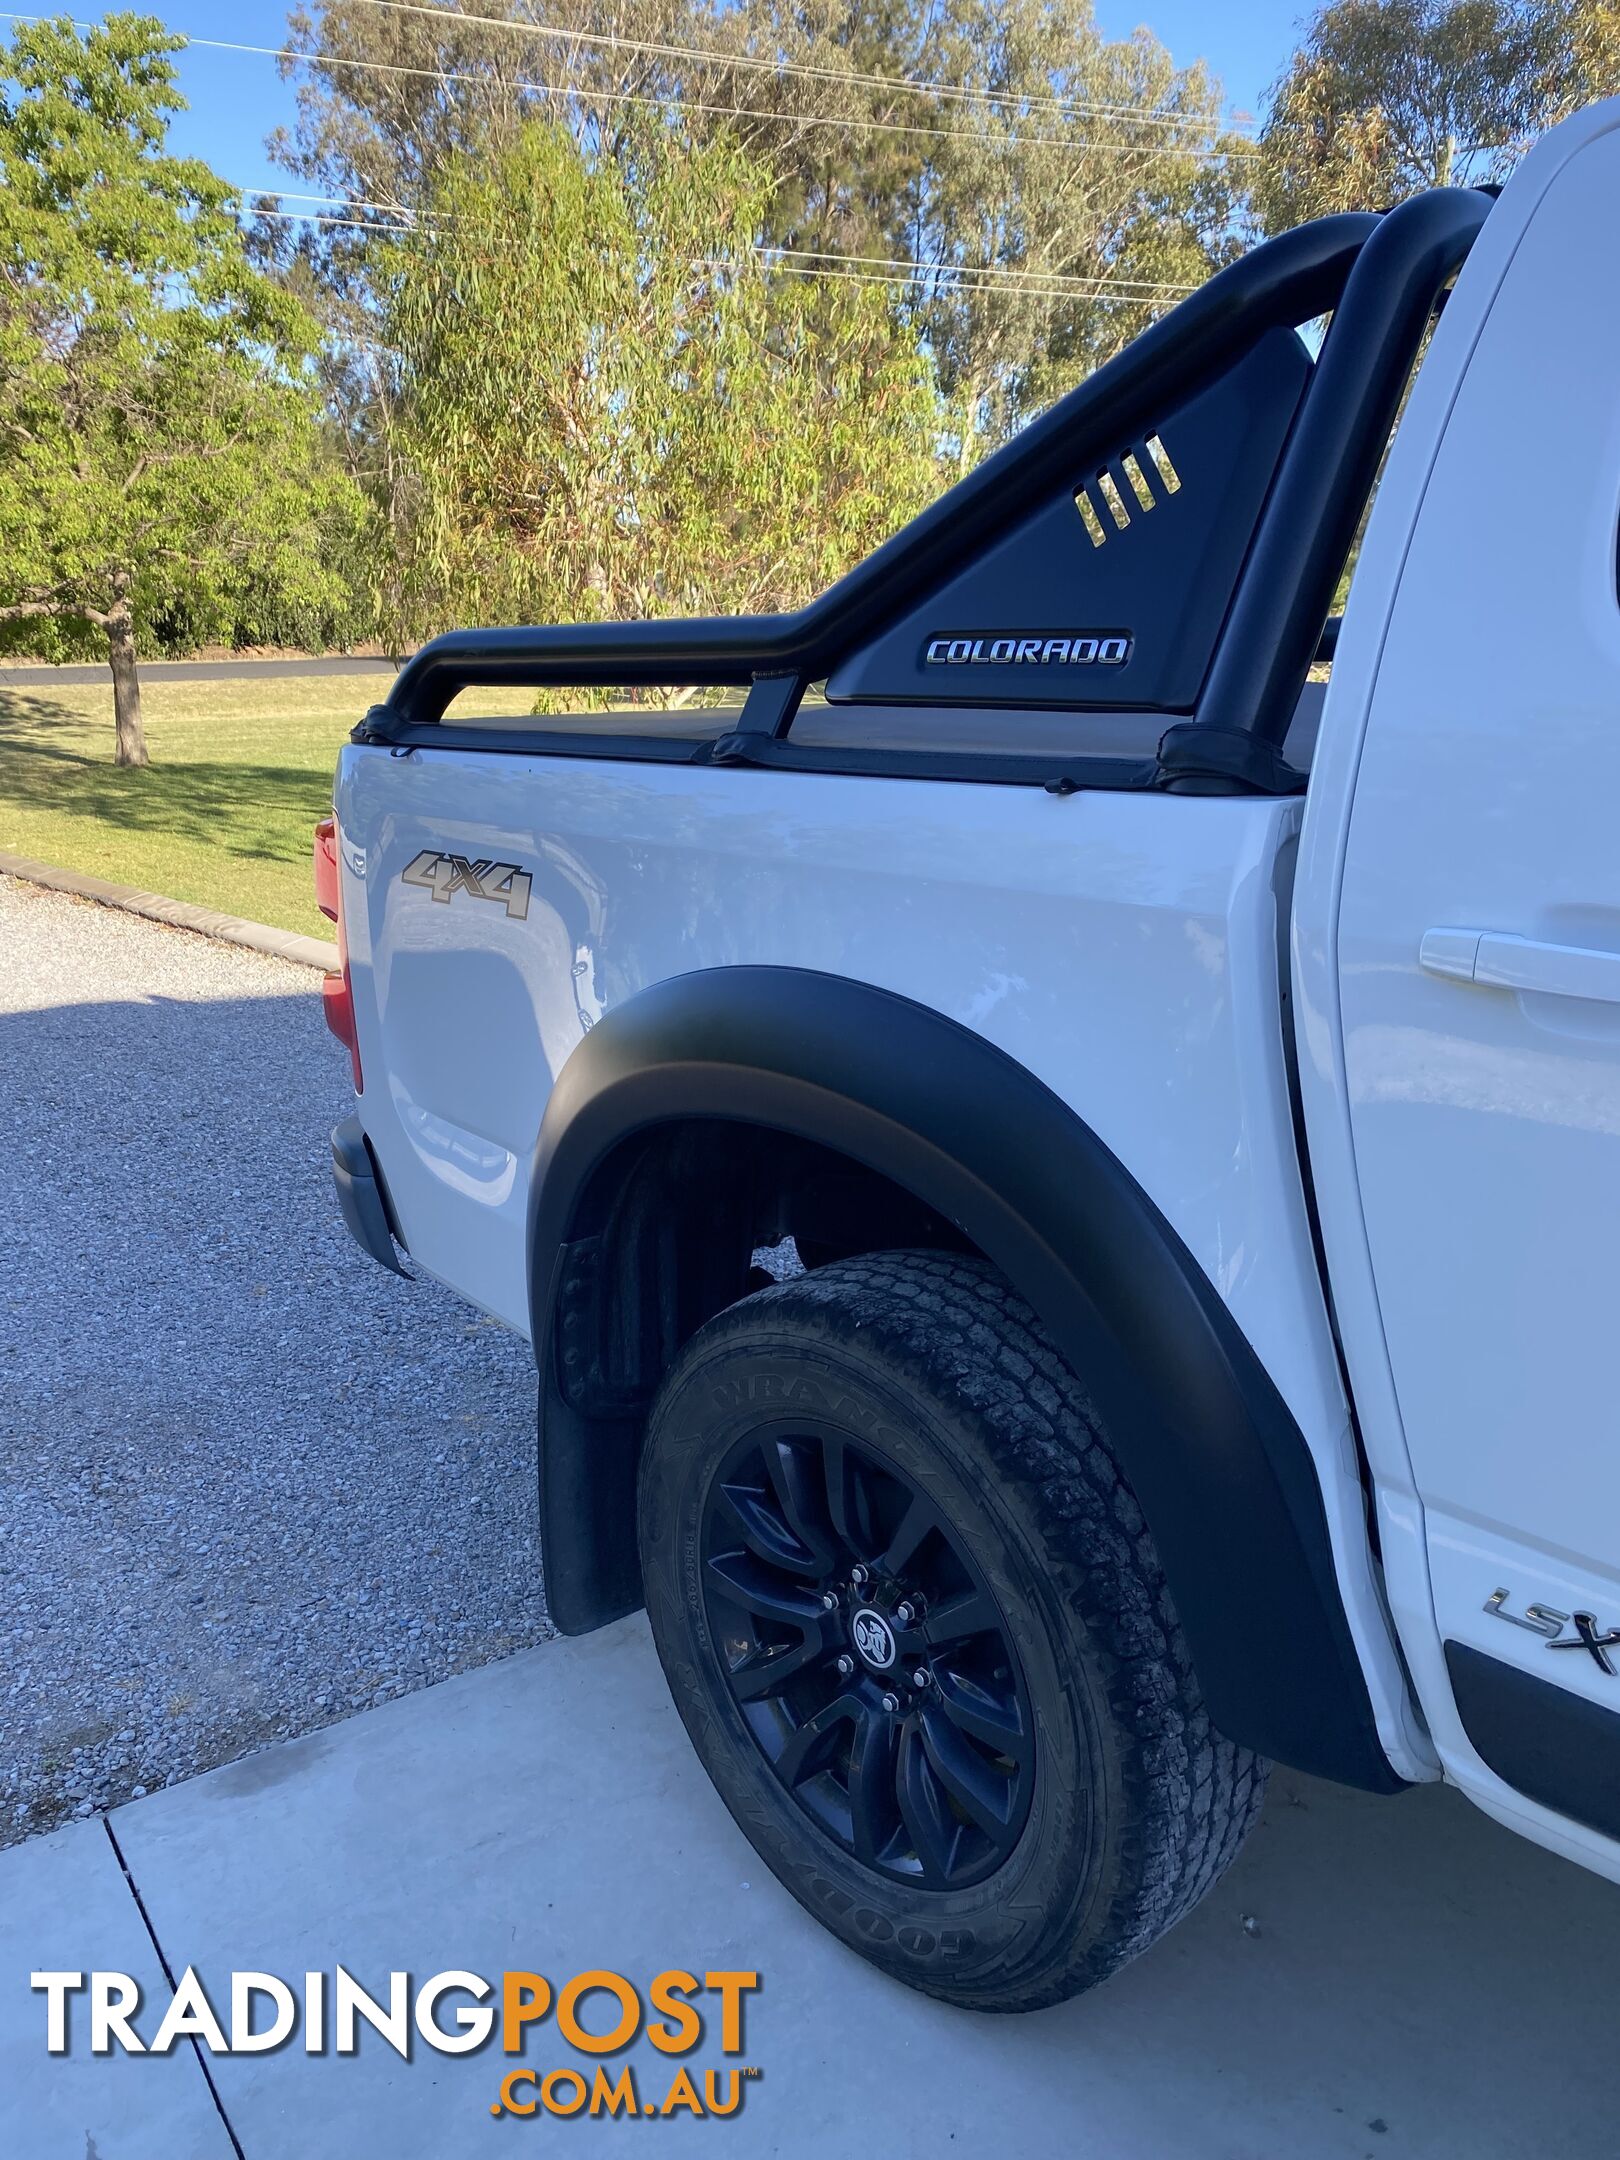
[0,875,552,1847]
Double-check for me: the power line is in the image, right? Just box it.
[251,204,1189,309]
[0,11,1257,159]
[255,206,416,233]
[250,186,411,214]
[0,10,1219,300]
[240,186,1200,300]
[714,259,1181,307]
[2,8,1260,159]
[333,252,1185,345]
[0,8,1253,165]
[764,246,1197,295]
[342,0,1259,143]
[195,31,1250,160]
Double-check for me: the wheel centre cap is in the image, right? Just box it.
[850,1606,898,1672]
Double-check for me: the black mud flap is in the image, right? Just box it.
[331,1116,410,1278]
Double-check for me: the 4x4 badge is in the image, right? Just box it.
[1485,1587,1620,1674]
[400,850,532,920]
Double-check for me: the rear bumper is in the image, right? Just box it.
[331,1116,409,1277]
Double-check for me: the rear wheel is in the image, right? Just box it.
[637,1250,1268,2011]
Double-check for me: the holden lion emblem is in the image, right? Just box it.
[851,1609,897,1670]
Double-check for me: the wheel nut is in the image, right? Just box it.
[911,1667,931,1689]
[881,1692,901,1713]
[835,1654,854,1677]
[820,1592,837,1610]
[851,1565,869,1586]
[895,1601,914,1625]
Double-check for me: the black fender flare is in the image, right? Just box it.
[527,965,1401,1793]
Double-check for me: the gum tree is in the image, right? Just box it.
[0,13,361,764]
[1254,0,1620,228]
[380,119,944,659]
[273,0,1245,463]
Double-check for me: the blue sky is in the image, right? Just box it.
[146,2,1308,201]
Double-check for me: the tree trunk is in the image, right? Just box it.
[107,599,147,769]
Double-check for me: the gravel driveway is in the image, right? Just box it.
[0,875,550,1846]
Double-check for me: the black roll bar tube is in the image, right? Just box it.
[1159,186,1491,789]
[368,191,1489,773]
[370,213,1378,735]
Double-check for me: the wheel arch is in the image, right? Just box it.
[528,964,1401,1793]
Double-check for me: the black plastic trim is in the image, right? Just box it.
[363,714,1161,791]
[699,734,1160,791]
[332,1116,410,1278]
[360,717,719,763]
[1447,1641,1620,1843]
[1157,724,1306,796]
[825,325,1313,711]
[528,966,1402,1793]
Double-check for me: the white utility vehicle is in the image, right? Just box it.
[314,104,1620,2010]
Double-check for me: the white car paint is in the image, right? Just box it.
[1294,97,1620,1881]
[332,95,1620,1882]
[335,752,1429,1782]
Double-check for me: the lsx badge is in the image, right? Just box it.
[1485,1587,1620,1674]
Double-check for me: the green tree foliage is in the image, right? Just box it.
[1255,0,1620,228]
[1557,0,1620,95]
[273,0,1245,456]
[379,119,943,663]
[0,13,366,763]
[892,0,1247,462]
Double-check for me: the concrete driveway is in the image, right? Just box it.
[5,1613,1619,2159]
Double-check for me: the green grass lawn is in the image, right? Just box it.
[0,672,541,937]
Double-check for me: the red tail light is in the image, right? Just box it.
[313,814,363,1094]
[313,814,340,922]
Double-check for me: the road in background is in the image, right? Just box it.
[0,876,548,1847]
[0,655,399,686]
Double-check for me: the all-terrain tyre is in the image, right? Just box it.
[637,1249,1268,2012]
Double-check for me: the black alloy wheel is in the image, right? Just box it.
[700,1420,1034,1889]
[639,1251,1269,2010]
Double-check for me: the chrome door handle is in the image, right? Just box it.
[1420,928,1620,1005]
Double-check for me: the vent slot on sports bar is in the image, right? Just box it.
[1077,434,1183,544]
